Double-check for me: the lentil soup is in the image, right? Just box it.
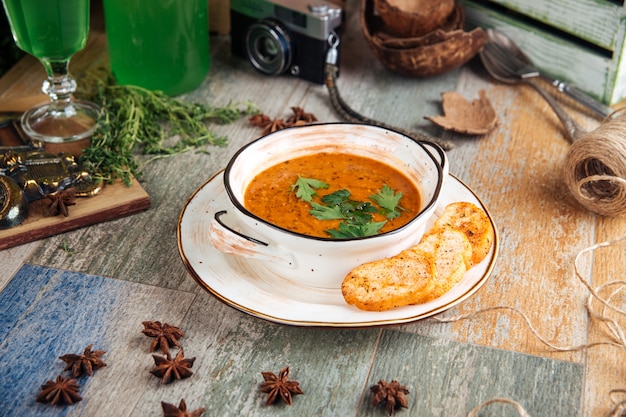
[243,152,421,238]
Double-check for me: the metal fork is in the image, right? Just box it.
[480,42,586,142]
[481,29,612,119]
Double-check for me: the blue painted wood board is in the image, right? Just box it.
[0,264,195,417]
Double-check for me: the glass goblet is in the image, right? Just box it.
[1,0,99,155]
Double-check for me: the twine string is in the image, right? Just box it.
[609,390,626,417]
[564,109,626,217]
[323,63,454,150]
[466,398,533,417]
[435,235,626,416]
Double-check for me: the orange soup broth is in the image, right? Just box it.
[243,152,421,238]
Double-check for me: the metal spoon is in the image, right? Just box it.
[479,36,586,142]
[481,29,612,119]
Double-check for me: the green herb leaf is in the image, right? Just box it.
[321,190,376,223]
[309,202,345,220]
[291,176,329,202]
[370,184,405,219]
[345,202,376,224]
[289,177,406,238]
[326,220,387,238]
[60,240,76,256]
[320,189,351,206]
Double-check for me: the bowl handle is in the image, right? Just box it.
[209,210,296,267]
[419,140,449,177]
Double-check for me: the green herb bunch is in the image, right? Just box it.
[75,67,259,185]
[292,176,406,238]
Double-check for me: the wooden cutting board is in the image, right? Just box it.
[0,32,151,250]
[0,178,151,250]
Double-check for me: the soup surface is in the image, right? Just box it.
[243,152,421,238]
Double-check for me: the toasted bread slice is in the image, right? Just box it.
[341,249,436,311]
[409,228,472,299]
[428,201,494,265]
[341,201,493,312]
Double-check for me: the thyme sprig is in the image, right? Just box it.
[75,68,259,185]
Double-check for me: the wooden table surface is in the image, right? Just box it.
[1,1,625,416]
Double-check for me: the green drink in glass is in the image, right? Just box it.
[102,0,210,96]
[1,0,99,154]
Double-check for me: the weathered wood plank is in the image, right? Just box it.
[0,264,384,417]
[0,242,38,292]
[585,217,626,417]
[130,291,382,417]
[0,265,588,417]
[462,0,624,49]
[400,67,600,363]
[358,330,584,417]
[0,179,150,251]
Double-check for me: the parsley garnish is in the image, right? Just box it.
[291,178,407,238]
[370,184,405,219]
[319,190,378,225]
[309,201,345,220]
[326,221,387,238]
[291,176,329,202]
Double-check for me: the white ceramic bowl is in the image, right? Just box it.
[209,123,447,289]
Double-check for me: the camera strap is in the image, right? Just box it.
[323,34,453,150]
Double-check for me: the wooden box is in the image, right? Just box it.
[459,0,626,105]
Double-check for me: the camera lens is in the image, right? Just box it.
[244,19,292,76]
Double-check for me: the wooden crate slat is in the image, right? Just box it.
[472,0,624,50]
[460,0,625,104]
[612,35,626,103]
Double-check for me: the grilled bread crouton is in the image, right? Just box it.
[427,201,494,265]
[341,249,436,311]
[410,228,472,300]
[341,201,493,311]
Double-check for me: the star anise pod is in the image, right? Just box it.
[259,366,304,405]
[45,188,76,217]
[162,399,205,417]
[36,375,82,405]
[150,350,195,384]
[260,118,289,135]
[370,379,409,416]
[248,113,271,127]
[59,344,107,377]
[286,106,318,124]
[142,321,184,355]
[290,120,308,127]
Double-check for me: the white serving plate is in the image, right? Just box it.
[177,171,499,327]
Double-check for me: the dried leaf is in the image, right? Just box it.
[425,89,498,135]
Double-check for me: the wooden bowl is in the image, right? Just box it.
[374,5,465,49]
[362,0,487,77]
[374,0,455,38]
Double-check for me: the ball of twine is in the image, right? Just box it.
[563,110,626,217]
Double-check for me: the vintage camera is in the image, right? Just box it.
[230,0,343,84]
